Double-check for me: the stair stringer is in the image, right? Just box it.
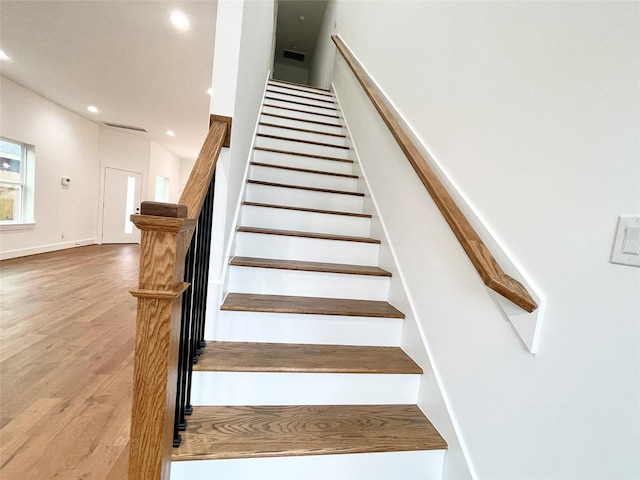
[335,90,474,480]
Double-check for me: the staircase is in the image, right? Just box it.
[171,80,447,479]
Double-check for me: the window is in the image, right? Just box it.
[154,176,169,202]
[0,138,34,226]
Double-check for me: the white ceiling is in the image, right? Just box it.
[0,0,218,161]
[274,0,328,70]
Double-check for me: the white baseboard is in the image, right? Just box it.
[0,238,97,260]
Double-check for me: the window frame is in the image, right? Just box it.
[0,137,35,230]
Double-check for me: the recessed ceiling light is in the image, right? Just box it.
[0,49,10,61]
[170,10,190,31]
[207,88,212,95]
[193,153,198,158]
[87,105,98,113]
[166,130,175,136]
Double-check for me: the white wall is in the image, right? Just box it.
[314,2,640,479]
[220,0,275,259]
[0,76,186,258]
[0,77,100,259]
[273,61,309,85]
[148,141,181,203]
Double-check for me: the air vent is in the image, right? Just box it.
[103,122,148,133]
[283,49,305,62]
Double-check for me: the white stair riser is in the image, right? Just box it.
[266,91,336,108]
[264,98,339,117]
[254,148,353,175]
[263,105,340,124]
[235,232,379,266]
[256,136,350,160]
[246,184,364,213]
[241,204,371,237]
[228,266,390,301]
[250,164,357,192]
[191,372,419,406]
[171,450,446,480]
[258,124,348,147]
[268,83,333,100]
[213,311,402,346]
[261,113,343,136]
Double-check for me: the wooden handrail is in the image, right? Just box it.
[128,118,229,480]
[179,119,228,230]
[331,35,537,313]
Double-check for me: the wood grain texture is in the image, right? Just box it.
[259,122,347,138]
[265,90,336,104]
[179,119,227,225]
[140,201,187,218]
[331,35,537,313]
[251,161,357,179]
[243,201,372,218]
[257,133,349,150]
[195,342,421,374]
[247,179,364,197]
[230,256,391,277]
[209,114,232,147]
[254,147,352,164]
[237,226,380,244]
[172,404,446,461]
[0,245,138,480]
[265,96,337,111]
[269,80,332,95]
[221,293,405,318]
[128,215,192,480]
[263,104,341,119]
[261,112,342,128]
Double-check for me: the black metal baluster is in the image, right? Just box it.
[174,169,217,448]
[184,171,216,416]
[172,232,196,447]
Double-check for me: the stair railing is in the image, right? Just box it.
[127,117,229,480]
[331,35,537,313]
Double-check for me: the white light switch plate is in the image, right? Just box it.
[611,215,640,267]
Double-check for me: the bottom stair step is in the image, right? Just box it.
[172,404,447,462]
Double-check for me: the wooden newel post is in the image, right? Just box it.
[128,203,194,480]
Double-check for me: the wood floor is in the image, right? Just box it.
[0,244,138,479]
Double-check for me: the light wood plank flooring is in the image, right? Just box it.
[0,244,138,479]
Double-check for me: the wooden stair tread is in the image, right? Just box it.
[195,341,421,374]
[230,256,391,276]
[266,89,336,104]
[247,179,363,197]
[265,96,337,111]
[221,293,405,318]
[257,133,349,150]
[251,162,357,179]
[264,104,341,119]
[172,404,447,461]
[269,80,332,95]
[261,112,342,128]
[237,226,380,244]
[243,201,372,218]
[259,122,346,138]
[254,147,352,164]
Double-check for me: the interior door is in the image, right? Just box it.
[102,167,142,243]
